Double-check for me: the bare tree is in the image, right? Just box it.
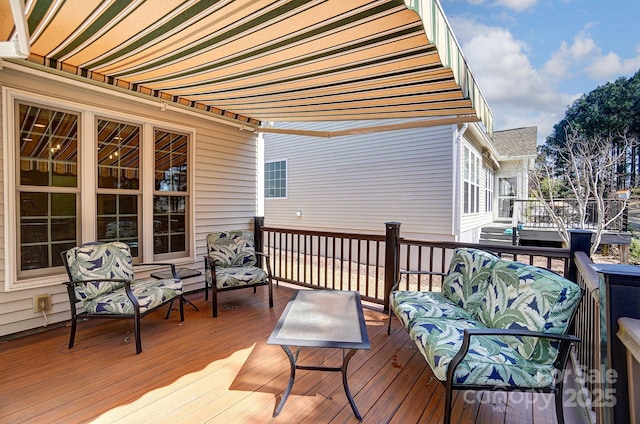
[530,127,634,255]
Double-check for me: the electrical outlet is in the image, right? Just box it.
[33,294,52,313]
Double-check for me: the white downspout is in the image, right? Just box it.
[453,123,468,240]
[257,131,265,217]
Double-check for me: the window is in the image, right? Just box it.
[265,160,287,198]
[498,177,517,218]
[7,92,193,287]
[485,168,494,212]
[153,129,189,257]
[96,119,141,256]
[16,102,79,277]
[463,145,481,214]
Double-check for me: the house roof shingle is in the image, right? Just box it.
[492,127,538,158]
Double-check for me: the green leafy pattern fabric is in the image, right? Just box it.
[84,278,183,315]
[205,230,267,288]
[65,242,134,301]
[442,248,500,316]
[205,265,267,288]
[207,231,258,267]
[408,317,556,387]
[479,260,581,364]
[391,248,581,391]
[390,291,473,328]
[65,242,183,315]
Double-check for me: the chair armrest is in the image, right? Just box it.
[203,256,219,279]
[62,278,140,309]
[203,255,215,267]
[63,278,130,286]
[446,327,581,384]
[255,252,272,277]
[461,328,580,343]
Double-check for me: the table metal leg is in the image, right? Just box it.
[342,348,362,421]
[273,345,299,417]
[165,296,199,319]
[273,347,362,421]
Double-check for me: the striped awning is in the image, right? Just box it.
[1,0,492,134]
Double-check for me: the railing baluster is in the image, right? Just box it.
[259,225,571,305]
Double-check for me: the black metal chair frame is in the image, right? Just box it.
[443,288,584,424]
[388,268,584,424]
[204,251,273,317]
[61,250,185,354]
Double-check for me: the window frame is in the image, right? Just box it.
[485,168,494,213]
[3,87,196,291]
[462,144,481,215]
[264,159,288,199]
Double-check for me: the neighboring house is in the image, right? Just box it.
[491,127,538,222]
[263,120,535,242]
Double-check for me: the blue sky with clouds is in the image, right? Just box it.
[439,0,640,144]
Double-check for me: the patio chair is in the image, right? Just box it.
[61,242,185,354]
[204,230,273,317]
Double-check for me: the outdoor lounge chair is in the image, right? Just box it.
[204,230,273,317]
[61,242,185,354]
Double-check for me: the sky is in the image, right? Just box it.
[438,0,640,144]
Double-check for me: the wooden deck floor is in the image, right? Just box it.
[0,284,585,424]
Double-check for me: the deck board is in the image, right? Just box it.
[0,284,585,423]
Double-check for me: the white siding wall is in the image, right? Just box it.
[0,66,258,337]
[458,134,495,243]
[264,120,456,240]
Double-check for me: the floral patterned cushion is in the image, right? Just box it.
[442,248,500,316]
[478,260,582,364]
[206,265,267,288]
[206,230,258,267]
[408,317,556,388]
[84,278,183,315]
[65,242,134,301]
[390,291,473,329]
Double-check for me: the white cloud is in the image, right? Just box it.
[543,29,640,82]
[493,0,537,12]
[543,31,598,78]
[455,0,537,12]
[449,17,567,142]
[585,49,640,80]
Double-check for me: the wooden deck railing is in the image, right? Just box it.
[572,251,602,424]
[256,219,640,424]
[258,220,576,307]
[260,226,386,304]
[515,199,627,231]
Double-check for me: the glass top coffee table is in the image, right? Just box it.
[267,289,370,421]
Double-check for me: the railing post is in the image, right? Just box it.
[593,264,640,424]
[384,222,401,312]
[567,229,592,282]
[253,216,264,253]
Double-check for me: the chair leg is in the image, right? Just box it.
[68,317,77,349]
[555,388,565,424]
[443,382,453,424]
[134,313,142,354]
[268,280,273,308]
[387,309,393,335]
[204,278,209,301]
[179,295,185,322]
[212,286,219,317]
